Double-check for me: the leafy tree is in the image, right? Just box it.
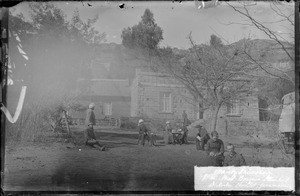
[6,2,105,140]
[9,2,106,98]
[210,34,223,47]
[121,9,163,50]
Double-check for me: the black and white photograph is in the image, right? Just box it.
[1,0,297,192]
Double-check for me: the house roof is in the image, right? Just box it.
[78,79,130,97]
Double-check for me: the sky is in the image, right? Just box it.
[12,1,294,49]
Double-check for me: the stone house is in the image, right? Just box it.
[131,69,197,120]
[130,69,260,124]
[130,39,294,128]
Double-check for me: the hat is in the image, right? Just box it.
[89,103,95,109]
[166,121,170,124]
[138,119,144,124]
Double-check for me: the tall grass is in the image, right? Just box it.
[5,89,84,145]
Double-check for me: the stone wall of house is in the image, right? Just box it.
[131,70,197,120]
[197,115,278,139]
[204,96,259,121]
[131,70,261,123]
[138,84,196,120]
[227,118,278,137]
[130,76,139,117]
[203,96,260,129]
[240,96,260,120]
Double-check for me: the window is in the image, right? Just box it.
[104,102,112,115]
[258,98,269,121]
[159,92,171,112]
[92,60,111,71]
[227,100,242,115]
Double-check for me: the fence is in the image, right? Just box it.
[70,117,120,127]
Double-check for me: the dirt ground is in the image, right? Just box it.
[3,128,295,192]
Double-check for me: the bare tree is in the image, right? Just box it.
[224,1,294,85]
[153,34,257,132]
[220,1,295,123]
[225,1,294,60]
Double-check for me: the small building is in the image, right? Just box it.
[74,78,131,119]
[130,69,260,123]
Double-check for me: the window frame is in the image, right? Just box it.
[226,100,242,117]
[159,92,172,113]
[104,102,112,116]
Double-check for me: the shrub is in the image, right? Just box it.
[120,121,138,129]
[5,90,85,145]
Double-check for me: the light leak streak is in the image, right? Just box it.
[1,86,27,123]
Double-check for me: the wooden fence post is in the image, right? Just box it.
[63,110,71,136]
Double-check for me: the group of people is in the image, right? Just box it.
[83,103,246,166]
[164,110,191,145]
[164,121,189,145]
[195,123,246,166]
[137,110,191,146]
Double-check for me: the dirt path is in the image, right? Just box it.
[4,141,215,191]
[3,129,294,191]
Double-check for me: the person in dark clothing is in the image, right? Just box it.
[85,103,95,127]
[137,119,144,145]
[223,144,246,166]
[195,124,210,150]
[206,131,224,166]
[182,110,191,126]
[137,119,152,146]
[164,121,174,144]
[180,124,189,144]
[84,103,106,151]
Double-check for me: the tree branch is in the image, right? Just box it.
[226,2,294,62]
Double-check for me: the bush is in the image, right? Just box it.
[120,121,138,129]
[5,90,85,145]
[6,103,49,144]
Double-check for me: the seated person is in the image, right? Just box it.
[223,143,246,166]
[171,128,183,144]
[85,124,106,151]
[195,124,210,150]
[205,131,224,166]
[181,124,189,144]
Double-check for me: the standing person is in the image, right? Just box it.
[182,110,190,126]
[223,144,246,166]
[206,131,224,166]
[137,119,151,146]
[137,119,144,145]
[164,121,174,144]
[195,124,210,150]
[84,103,106,151]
